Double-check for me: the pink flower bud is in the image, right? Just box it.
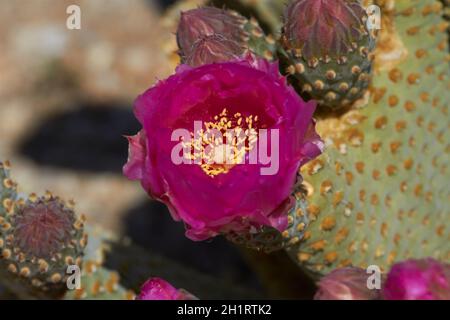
[315,267,381,300]
[185,35,245,67]
[283,0,369,60]
[136,278,197,300]
[176,7,247,60]
[382,258,450,300]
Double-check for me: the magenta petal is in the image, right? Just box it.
[266,196,295,232]
[123,131,147,181]
[299,121,325,166]
[136,278,196,300]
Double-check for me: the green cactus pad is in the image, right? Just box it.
[0,161,17,214]
[64,225,135,300]
[243,15,277,61]
[286,0,449,276]
[0,191,86,297]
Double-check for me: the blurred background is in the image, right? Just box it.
[0,0,315,298]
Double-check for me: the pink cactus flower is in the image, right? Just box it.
[382,258,450,300]
[136,278,196,300]
[315,267,381,300]
[124,55,323,241]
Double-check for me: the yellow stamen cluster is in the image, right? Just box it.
[183,108,259,177]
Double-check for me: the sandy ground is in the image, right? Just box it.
[0,0,172,231]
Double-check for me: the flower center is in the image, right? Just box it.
[183,108,259,177]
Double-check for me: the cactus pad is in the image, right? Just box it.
[0,191,86,295]
[286,0,449,276]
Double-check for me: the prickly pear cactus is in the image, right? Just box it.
[161,0,449,279]
[0,161,259,300]
[0,161,134,300]
[286,0,449,276]
[0,192,85,297]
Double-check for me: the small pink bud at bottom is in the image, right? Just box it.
[136,278,197,300]
[315,267,381,300]
[382,258,450,300]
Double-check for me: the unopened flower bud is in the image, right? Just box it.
[315,267,382,300]
[382,258,450,300]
